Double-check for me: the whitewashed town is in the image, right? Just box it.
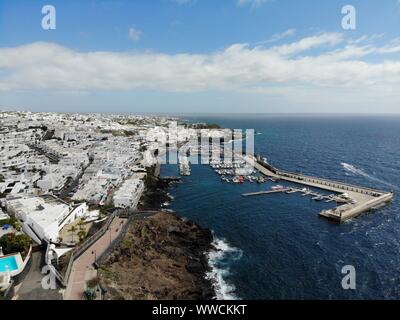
[0,110,235,300]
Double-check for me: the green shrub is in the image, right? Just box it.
[0,233,32,256]
[0,217,17,228]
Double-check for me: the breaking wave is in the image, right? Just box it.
[167,193,175,200]
[206,236,243,300]
[341,163,395,189]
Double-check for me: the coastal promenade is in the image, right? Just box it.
[64,216,127,300]
[242,155,393,222]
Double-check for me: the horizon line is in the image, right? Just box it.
[2,108,400,117]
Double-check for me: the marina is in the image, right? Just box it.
[162,115,400,300]
[174,150,393,223]
[240,154,394,222]
[209,159,266,184]
[241,186,353,204]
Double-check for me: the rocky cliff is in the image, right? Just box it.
[99,212,215,300]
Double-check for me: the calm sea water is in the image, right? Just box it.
[162,115,400,300]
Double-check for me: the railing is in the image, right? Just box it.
[62,210,159,288]
[95,211,159,267]
[11,245,33,278]
[254,157,390,196]
[278,170,388,195]
[63,213,116,287]
[73,213,116,260]
[321,192,393,221]
[94,216,132,267]
[63,253,74,287]
[50,264,67,285]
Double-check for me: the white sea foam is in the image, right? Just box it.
[341,162,395,189]
[162,209,175,213]
[167,193,175,200]
[206,236,243,300]
[162,201,170,207]
[341,162,369,177]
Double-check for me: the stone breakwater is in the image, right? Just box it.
[99,212,215,300]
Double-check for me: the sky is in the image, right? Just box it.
[1,0,400,114]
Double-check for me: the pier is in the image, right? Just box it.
[242,189,289,197]
[241,155,394,222]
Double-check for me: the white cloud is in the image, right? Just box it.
[258,28,296,45]
[349,34,384,45]
[128,27,142,41]
[270,32,344,55]
[1,33,400,94]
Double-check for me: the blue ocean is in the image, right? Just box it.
[162,114,400,300]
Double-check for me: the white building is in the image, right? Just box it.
[5,195,88,244]
[0,208,9,221]
[113,176,145,209]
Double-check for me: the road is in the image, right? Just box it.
[15,251,63,300]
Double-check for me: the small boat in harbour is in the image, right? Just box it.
[272,185,286,191]
[312,195,324,201]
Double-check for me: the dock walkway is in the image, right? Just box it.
[241,155,393,222]
[242,189,289,197]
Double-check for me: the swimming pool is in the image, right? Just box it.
[0,255,19,273]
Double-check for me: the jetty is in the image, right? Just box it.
[162,176,182,183]
[242,189,289,197]
[241,154,394,222]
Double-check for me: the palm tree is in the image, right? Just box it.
[68,226,77,242]
[77,219,86,230]
[14,221,22,232]
[78,230,86,242]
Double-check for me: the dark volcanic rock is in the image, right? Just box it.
[99,212,215,300]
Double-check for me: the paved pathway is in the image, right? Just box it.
[15,251,63,300]
[65,217,127,300]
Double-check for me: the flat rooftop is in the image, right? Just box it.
[7,196,69,229]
